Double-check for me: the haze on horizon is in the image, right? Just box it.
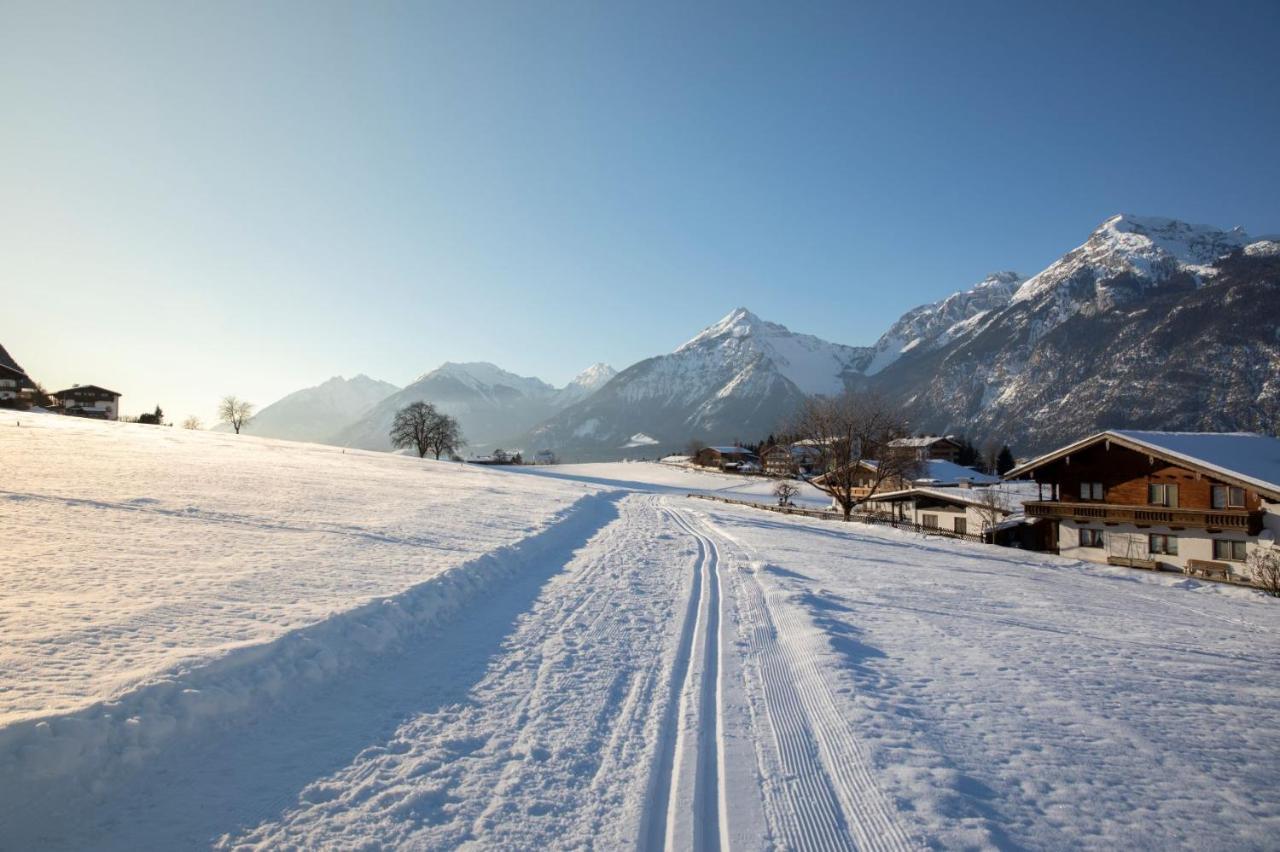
[2,0,1278,424]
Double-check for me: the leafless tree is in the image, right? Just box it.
[390,401,439,458]
[1248,548,1280,597]
[973,487,1008,543]
[425,413,464,460]
[182,415,202,430]
[791,391,921,521]
[685,438,707,459]
[219,396,253,434]
[773,480,800,507]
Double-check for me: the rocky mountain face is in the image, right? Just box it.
[862,271,1025,375]
[229,374,399,443]
[330,361,615,452]
[865,215,1280,454]
[516,308,872,460]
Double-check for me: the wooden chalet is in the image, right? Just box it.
[52,384,122,421]
[694,446,759,472]
[888,435,963,463]
[760,443,823,477]
[1005,430,1280,582]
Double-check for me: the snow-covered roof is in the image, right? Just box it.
[864,486,1016,513]
[912,459,999,485]
[889,435,958,448]
[706,446,756,455]
[53,384,121,397]
[1005,430,1280,500]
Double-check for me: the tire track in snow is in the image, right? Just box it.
[641,505,728,851]
[697,508,919,852]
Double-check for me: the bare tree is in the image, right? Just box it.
[792,391,921,521]
[390,401,438,458]
[219,396,253,434]
[685,438,707,459]
[773,480,800,507]
[182,415,202,430]
[425,413,464,460]
[973,487,1009,543]
[1248,548,1280,597]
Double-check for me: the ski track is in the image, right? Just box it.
[687,506,920,852]
[649,505,729,852]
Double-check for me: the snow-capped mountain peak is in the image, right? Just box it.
[419,361,556,396]
[677,307,869,396]
[1012,214,1251,305]
[566,362,617,392]
[863,270,1025,376]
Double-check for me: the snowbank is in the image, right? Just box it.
[0,489,619,836]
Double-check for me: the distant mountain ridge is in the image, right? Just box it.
[250,213,1279,460]
[330,361,616,452]
[230,374,399,443]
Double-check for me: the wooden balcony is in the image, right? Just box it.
[1025,501,1259,532]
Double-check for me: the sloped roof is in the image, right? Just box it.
[1005,430,1280,501]
[0,343,23,374]
[865,486,1016,513]
[889,435,959,448]
[813,458,996,487]
[53,384,122,398]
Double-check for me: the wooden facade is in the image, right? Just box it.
[52,384,122,420]
[1006,431,1280,582]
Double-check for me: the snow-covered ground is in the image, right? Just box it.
[4,414,1279,849]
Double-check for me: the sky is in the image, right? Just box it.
[2,0,1278,424]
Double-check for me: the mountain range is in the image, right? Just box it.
[247,213,1280,459]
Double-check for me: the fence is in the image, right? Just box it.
[686,493,987,544]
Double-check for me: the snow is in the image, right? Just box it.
[621,432,659,448]
[6,416,1280,848]
[1110,430,1280,497]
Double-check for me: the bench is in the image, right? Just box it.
[1108,555,1161,571]
[1185,559,1233,582]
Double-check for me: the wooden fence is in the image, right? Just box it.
[686,493,987,544]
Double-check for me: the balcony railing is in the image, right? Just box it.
[1025,501,1257,532]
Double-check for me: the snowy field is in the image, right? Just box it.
[3,412,1279,849]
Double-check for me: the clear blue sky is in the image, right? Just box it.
[3,0,1278,423]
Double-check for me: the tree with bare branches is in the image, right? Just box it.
[791,391,921,521]
[425,412,464,460]
[773,480,800,507]
[219,396,253,434]
[973,486,1009,543]
[182,415,202,430]
[391,401,439,458]
[1248,548,1280,597]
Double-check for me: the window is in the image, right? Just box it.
[1079,528,1104,548]
[1148,483,1179,507]
[953,517,967,535]
[1078,481,1103,500]
[1213,540,1247,562]
[921,514,939,529]
[1211,485,1246,509]
[1148,534,1178,556]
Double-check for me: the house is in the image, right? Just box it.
[813,458,998,502]
[0,344,35,404]
[0,363,34,404]
[888,435,963,463]
[694,446,760,471]
[533,450,557,465]
[760,443,823,477]
[861,486,1017,539]
[1004,430,1280,582]
[52,385,122,420]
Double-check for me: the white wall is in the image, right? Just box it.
[1060,519,1263,578]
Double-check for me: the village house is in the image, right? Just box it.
[0,363,34,404]
[1004,430,1280,583]
[0,344,35,405]
[860,486,1019,540]
[694,445,760,472]
[52,384,122,421]
[888,435,963,463]
[760,443,823,477]
[815,458,999,503]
